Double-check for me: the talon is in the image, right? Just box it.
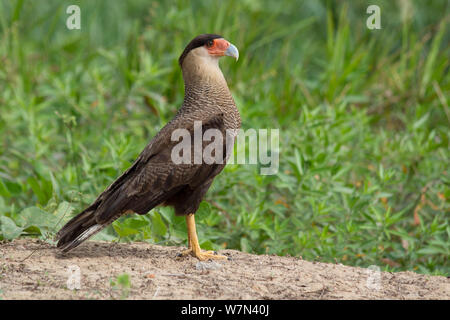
[196,251,227,261]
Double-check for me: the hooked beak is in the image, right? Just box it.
[224,43,239,61]
[209,38,239,61]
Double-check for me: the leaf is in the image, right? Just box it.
[240,237,252,253]
[158,207,174,225]
[292,148,304,178]
[417,246,448,255]
[151,212,167,237]
[413,113,429,130]
[421,18,447,96]
[195,201,212,218]
[0,197,7,214]
[49,171,60,199]
[54,201,75,219]
[260,224,275,240]
[375,192,393,199]
[17,207,59,230]
[112,221,139,238]
[0,216,23,240]
[116,274,131,288]
[128,218,149,229]
[2,180,21,196]
[0,179,11,198]
[27,176,51,205]
[332,185,354,194]
[200,239,214,251]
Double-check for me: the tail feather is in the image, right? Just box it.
[55,209,106,253]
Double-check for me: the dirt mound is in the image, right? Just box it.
[0,239,448,299]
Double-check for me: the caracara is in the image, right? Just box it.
[55,34,240,260]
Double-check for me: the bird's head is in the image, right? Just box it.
[179,34,238,82]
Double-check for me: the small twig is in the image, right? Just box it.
[160,273,187,277]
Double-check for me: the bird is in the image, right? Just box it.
[55,34,240,261]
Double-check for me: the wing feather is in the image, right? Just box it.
[92,112,227,223]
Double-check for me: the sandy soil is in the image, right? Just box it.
[0,239,448,300]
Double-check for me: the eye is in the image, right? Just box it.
[206,39,214,47]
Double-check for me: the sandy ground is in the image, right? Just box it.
[0,239,448,300]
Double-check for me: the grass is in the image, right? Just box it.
[0,0,448,276]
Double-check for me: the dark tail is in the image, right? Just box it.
[55,208,105,253]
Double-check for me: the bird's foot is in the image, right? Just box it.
[178,248,228,261]
[179,214,229,261]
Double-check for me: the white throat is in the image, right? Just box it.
[181,46,226,85]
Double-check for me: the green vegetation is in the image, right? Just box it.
[0,1,448,275]
[110,273,131,299]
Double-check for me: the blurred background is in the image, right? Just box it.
[0,0,448,275]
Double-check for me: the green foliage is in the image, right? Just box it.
[0,216,22,240]
[0,0,448,275]
[110,273,131,299]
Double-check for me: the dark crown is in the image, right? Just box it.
[178,34,223,66]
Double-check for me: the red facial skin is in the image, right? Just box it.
[206,38,230,56]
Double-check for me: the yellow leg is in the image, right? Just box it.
[179,214,227,261]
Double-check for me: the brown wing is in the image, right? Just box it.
[91,112,229,223]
